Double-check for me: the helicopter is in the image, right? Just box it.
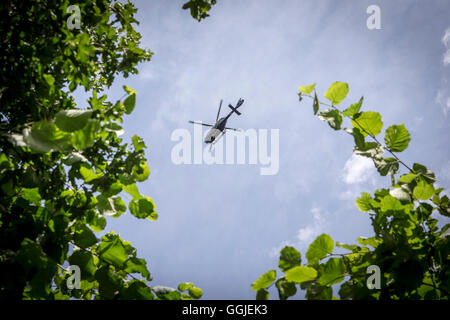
[189,98,244,148]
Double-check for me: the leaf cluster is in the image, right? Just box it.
[252,83,450,300]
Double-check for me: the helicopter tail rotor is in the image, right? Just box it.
[228,98,244,115]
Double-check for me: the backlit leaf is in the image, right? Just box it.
[384,124,411,152]
[352,111,383,137]
[251,270,276,291]
[285,266,317,284]
[306,234,334,264]
[298,83,316,94]
[55,109,93,132]
[324,82,349,105]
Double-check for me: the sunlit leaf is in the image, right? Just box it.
[413,180,435,200]
[55,109,93,132]
[342,97,363,117]
[318,109,342,130]
[352,111,383,137]
[384,124,411,152]
[306,234,334,264]
[298,83,316,94]
[251,270,276,291]
[285,266,317,284]
[318,258,345,286]
[324,82,349,105]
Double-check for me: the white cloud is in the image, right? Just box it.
[342,154,375,184]
[436,85,450,116]
[435,27,450,116]
[269,207,328,258]
[442,27,450,66]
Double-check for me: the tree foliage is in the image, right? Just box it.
[182,0,217,22]
[252,82,450,300]
[0,0,206,300]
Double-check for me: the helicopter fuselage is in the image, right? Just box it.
[204,117,228,143]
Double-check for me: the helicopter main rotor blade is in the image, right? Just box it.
[216,99,223,123]
[189,121,214,127]
[225,127,241,131]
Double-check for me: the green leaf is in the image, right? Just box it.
[335,242,359,252]
[123,85,137,96]
[313,91,319,115]
[122,183,142,200]
[104,122,124,136]
[69,250,96,279]
[256,289,270,300]
[87,214,107,232]
[342,97,363,117]
[318,258,345,286]
[413,163,436,184]
[21,188,41,205]
[278,246,301,272]
[356,192,372,212]
[413,180,435,201]
[351,127,365,149]
[317,109,342,130]
[79,163,102,183]
[380,195,404,212]
[373,157,399,176]
[357,237,380,248]
[23,121,72,153]
[398,173,417,184]
[71,119,100,150]
[188,286,203,299]
[97,195,126,217]
[43,74,55,86]
[97,234,129,268]
[120,280,154,300]
[352,111,383,137]
[124,94,136,115]
[119,173,134,185]
[124,258,151,281]
[251,270,276,291]
[95,266,121,299]
[129,196,156,219]
[178,282,193,292]
[103,183,123,197]
[132,135,146,151]
[384,124,411,152]
[306,234,334,264]
[285,266,317,284]
[152,286,181,300]
[132,161,150,182]
[298,83,316,94]
[354,142,384,158]
[305,282,332,300]
[275,278,297,300]
[324,82,349,105]
[73,224,98,248]
[55,109,93,132]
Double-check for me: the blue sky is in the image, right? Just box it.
[76,0,450,299]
